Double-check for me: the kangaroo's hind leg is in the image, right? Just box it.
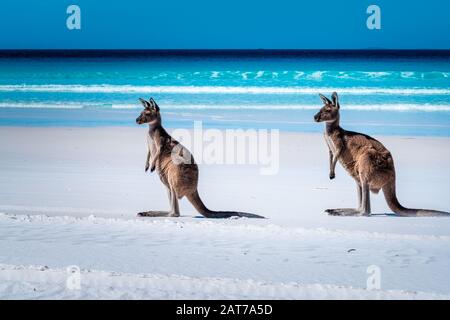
[168,187,180,217]
[356,183,362,209]
[137,184,180,217]
[360,181,371,215]
[326,182,365,216]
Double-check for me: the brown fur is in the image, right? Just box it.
[136,98,263,219]
[314,92,449,217]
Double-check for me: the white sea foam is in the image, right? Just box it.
[294,71,305,79]
[255,71,265,78]
[0,102,84,109]
[0,84,449,95]
[366,72,391,78]
[16,70,444,81]
[132,103,450,112]
[401,72,415,78]
[309,71,324,80]
[1,102,449,112]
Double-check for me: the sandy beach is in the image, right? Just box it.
[0,126,449,298]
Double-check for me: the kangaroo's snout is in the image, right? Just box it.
[314,112,321,122]
[136,116,142,124]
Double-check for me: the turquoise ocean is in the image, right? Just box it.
[0,51,449,136]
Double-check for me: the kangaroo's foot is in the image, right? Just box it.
[326,208,369,216]
[327,182,371,216]
[137,211,180,218]
[236,212,266,219]
[202,211,265,219]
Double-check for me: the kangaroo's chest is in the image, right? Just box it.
[324,134,338,155]
[325,133,356,173]
[147,133,158,154]
[146,132,167,183]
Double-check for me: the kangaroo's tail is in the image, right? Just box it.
[187,190,265,219]
[382,179,449,217]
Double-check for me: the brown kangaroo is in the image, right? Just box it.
[135,97,263,219]
[314,92,449,217]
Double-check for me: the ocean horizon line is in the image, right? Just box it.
[1,49,450,58]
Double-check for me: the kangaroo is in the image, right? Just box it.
[314,92,449,217]
[135,97,264,219]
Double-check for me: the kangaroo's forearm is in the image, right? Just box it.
[331,149,342,169]
[328,149,333,171]
[144,148,152,172]
[145,150,151,165]
[331,155,339,171]
[329,148,342,179]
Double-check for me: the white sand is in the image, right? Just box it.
[0,127,449,299]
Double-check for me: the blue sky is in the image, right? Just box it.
[0,0,449,49]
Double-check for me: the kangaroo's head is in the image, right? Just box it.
[136,98,160,125]
[314,92,340,123]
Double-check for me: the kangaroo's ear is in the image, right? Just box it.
[139,98,151,109]
[149,97,160,111]
[331,92,339,108]
[319,94,332,105]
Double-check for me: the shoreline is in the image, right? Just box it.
[1,125,450,139]
[1,105,449,137]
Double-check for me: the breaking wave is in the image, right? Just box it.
[0,84,449,95]
[1,102,449,112]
